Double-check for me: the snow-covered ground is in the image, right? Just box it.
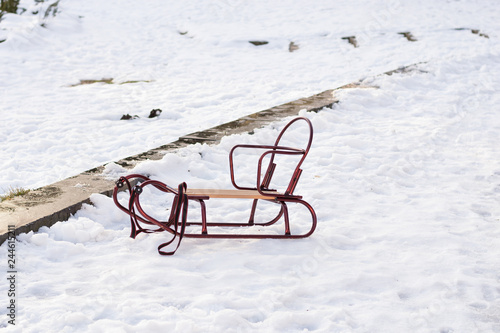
[1,0,500,332]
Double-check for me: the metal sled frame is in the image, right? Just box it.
[113,117,317,255]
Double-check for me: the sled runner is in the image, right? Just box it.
[112,117,317,255]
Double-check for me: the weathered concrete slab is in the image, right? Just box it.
[0,89,338,245]
[0,170,113,242]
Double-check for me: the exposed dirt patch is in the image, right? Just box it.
[70,78,113,86]
[288,41,299,52]
[455,27,489,39]
[148,109,162,118]
[249,40,268,46]
[471,29,489,38]
[384,63,428,76]
[342,36,358,48]
[120,114,139,120]
[398,32,417,42]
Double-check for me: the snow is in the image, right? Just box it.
[1,0,500,332]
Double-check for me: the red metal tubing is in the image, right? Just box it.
[255,149,305,196]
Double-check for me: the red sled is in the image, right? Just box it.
[113,117,317,255]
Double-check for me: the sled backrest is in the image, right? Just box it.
[229,117,313,196]
[262,117,313,195]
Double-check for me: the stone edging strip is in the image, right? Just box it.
[0,63,423,245]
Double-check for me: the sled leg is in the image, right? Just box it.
[282,202,291,235]
[248,199,258,225]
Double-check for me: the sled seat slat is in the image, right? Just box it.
[186,188,283,199]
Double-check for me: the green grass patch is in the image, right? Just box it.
[0,186,30,202]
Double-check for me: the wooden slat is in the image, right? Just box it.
[186,189,280,199]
